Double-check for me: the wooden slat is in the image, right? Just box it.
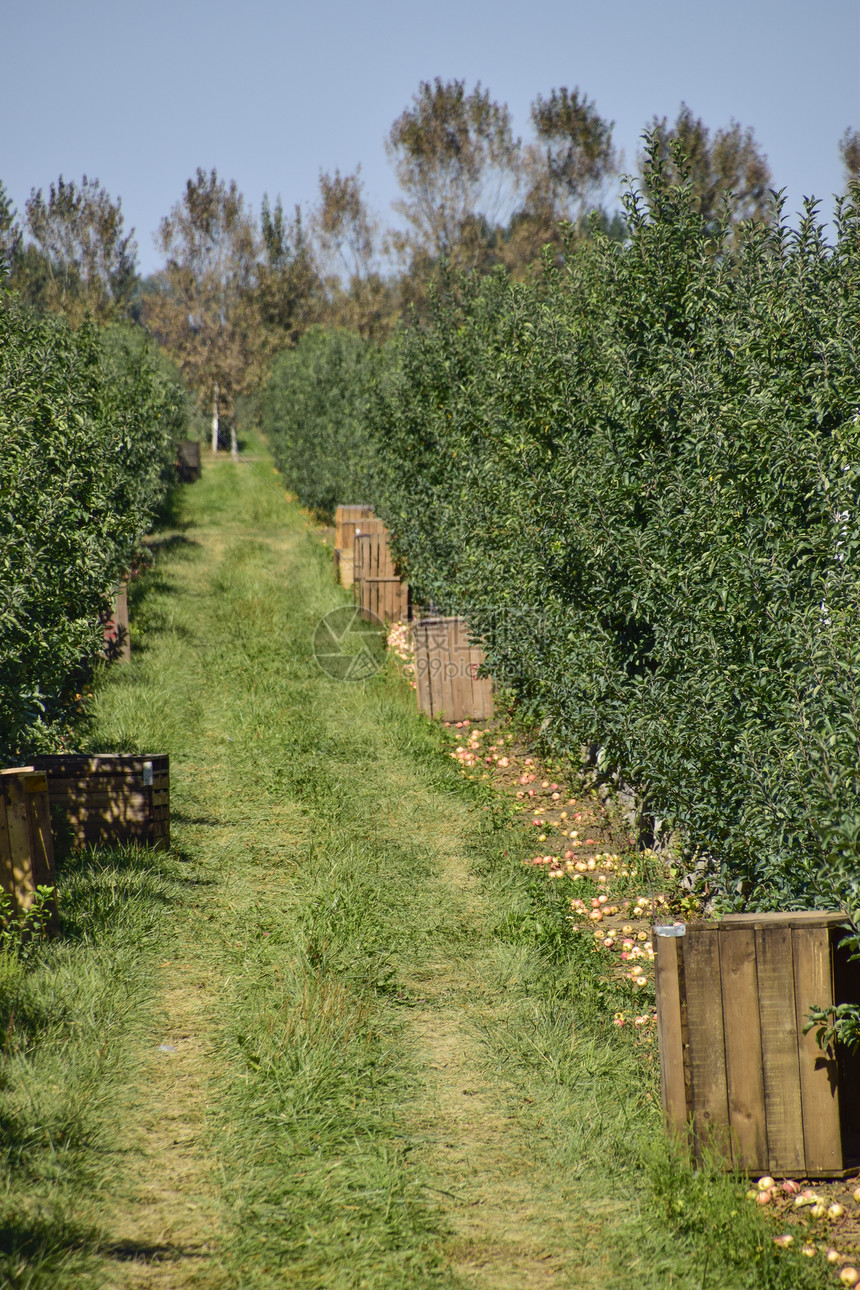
[354,535,370,619]
[449,618,468,722]
[413,622,433,716]
[655,932,689,1142]
[723,911,845,929]
[755,925,805,1174]
[26,780,58,930]
[719,926,768,1171]
[466,642,481,720]
[32,755,169,776]
[438,620,457,720]
[426,620,446,718]
[27,780,56,891]
[47,780,154,797]
[793,925,843,1173]
[49,789,154,807]
[682,926,730,1160]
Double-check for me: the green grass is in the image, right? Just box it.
[0,844,195,1288]
[0,431,832,1289]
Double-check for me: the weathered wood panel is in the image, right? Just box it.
[655,911,856,1176]
[412,617,493,722]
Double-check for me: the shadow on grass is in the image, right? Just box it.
[105,1237,206,1263]
[152,482,192,534]
[56,843,214,943]
[0,1210,100,1288]
[144,532,200,559]
[170,811,227,828]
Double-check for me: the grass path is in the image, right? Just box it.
[0,437,827,1290]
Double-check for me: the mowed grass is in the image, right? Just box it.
[0,434,829,1289]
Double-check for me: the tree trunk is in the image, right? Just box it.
[230,421,238,460]
[211,383,220,454]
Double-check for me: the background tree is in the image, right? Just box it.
[528,88,617,225]
[254,195,321,350]
[386,78,520,269]
[502,87,618,273]
[640,104,772,230]
[840,128,860,184]
[312,168,397,339]
[0,181,21,272]
[147,168,259,455]
[13,175,137,323]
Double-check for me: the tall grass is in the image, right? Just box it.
[0,845,194,1289]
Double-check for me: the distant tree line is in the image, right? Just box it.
[7,86,853,451]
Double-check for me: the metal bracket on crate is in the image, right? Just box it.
[655,924,686,937]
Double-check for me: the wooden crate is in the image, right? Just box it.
[177,440,201,482]
[30,754,170,852]
[103,579,131,662]
[354,520,409,622]
[655,911,860,1177]
[412,616,493,722]
[0,769,57,913]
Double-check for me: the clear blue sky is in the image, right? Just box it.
[4,0,859,274]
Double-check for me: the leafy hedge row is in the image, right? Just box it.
[257,152,860,908]
[260,327,379,519]
[0,285,186,759]
[369,154,860,908]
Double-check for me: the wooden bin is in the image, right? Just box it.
[354,519,408,622]
[30,754,170,852]
[334,505,375,589]
[412,616,493,722]
[0,769,57,912]
[655,911,860,1177]
[177,440,202,482]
